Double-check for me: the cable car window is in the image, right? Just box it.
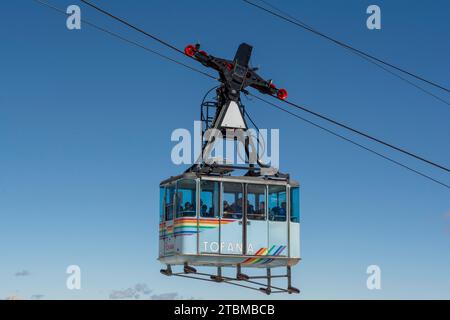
[165,182,175,221]
[222,182,243,219]
[159,187,165,222]
[290,187,300,222]
[268,185,287,222]
[200,180,219,218]
[176,179,196,218]
[247,184,266,220]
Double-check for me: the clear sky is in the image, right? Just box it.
[0,0,449,300]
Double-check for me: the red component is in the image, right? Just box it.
[277,88,288,100]
[227,62,233,70]
[269,83,276,89]
[184,44,197,57]
[199,50,208,56]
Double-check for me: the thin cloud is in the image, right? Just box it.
[108,283,188,300]
[135,283,152,295]
[149,292,179,300]
[109,288,139,300]
[109,283,153,300]
[14,270,30,277]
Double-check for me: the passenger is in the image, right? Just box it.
[233,197,243,213]
[235,198,243,219]
[247,200,255,214]
[269,205,279,220]
[258,201,265,214]
[251,201,264,220]
[229,201,235,212]
[201,204,208,216]
[278,202,287,220]
[223,201,231,213]
[223,201,233,218]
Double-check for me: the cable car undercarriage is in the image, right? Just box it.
[161,264,299,295]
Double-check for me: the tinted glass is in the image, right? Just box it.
[247,184,266,220]
[176,179,196,218]
[290,187,300,223]
[200,180,219,218]
[268,185,287,222]
[165,182,175,221]
[222,182,243,219]
[159,187,164,222]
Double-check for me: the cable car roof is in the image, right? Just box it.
[160,171,299,187]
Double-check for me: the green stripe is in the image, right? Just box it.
[266,245,276,255]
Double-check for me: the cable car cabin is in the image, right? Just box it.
[158,172,300,269]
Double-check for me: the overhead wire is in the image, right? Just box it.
[34,0,449,189]
[79,0,185,55]
[33,0,217,80]
[75,0,450,173]
[254,0,450,107]
[243,0,450,94]
[277,97,449,172]
[246,93,450,189]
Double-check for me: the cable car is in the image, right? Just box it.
[158,43,300,294]
[159,172,300,294]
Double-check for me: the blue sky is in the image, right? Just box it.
[0,0,449,299]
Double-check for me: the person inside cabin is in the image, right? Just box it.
[178,201,194,217]
[223,201,232,218]
[277,201,286,221]
[201,204,208,216]
[269,202,280,220]
[235,197,243,219]
[233,197,243,213]
[208,206,216,217]
[254,201,265,220]
[247,200,255,214]
[258,201,265,214]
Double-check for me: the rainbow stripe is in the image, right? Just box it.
[174,217,235,236]
[241,245,286,265]
[159,222,166,238]
[159,222,174,239]
[159,218,236,238]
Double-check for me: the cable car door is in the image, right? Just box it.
[164,183,175,256]
[159,187,165,257]
[268,185,288,257]
[220,182,243,255]
[245,184,268,256]
[199,180,220,253]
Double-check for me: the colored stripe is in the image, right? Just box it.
[172,218,236,237]
[168,218,237,236]
[241,245,286,265]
